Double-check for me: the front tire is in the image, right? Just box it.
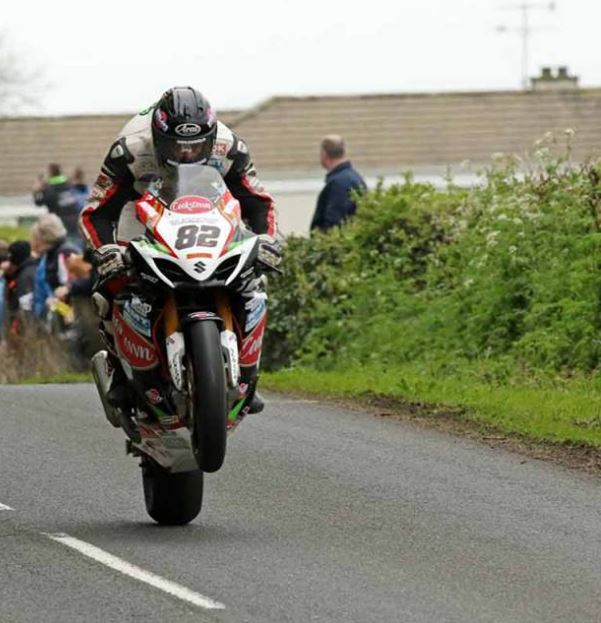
[142,458,203,525]
[187,321,227,473]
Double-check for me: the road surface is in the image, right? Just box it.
[1,384,600,622]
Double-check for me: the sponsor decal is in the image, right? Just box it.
[206,157,226,173]
[237,139,248,154]
[245,298,266,332]
[239,267,254,281]
[188,311,217,321]
[113,307,158,370]
[247,175,265,192]
[145,388,162,404]
[130,296,152,316]
[135,199,161,229]
[162,435,189,448]
[96,173,113,189]
[239,314,267,366]
[245,291,266,311]
[170,195,212,214]
[123,300,152,337]
[219,191,241,220]
[90,185,110,202]
[221,330,240,386]
[140,272,159,284]
[212,143,228,157]
[139,422,160,439]
[175,123,202,136]
[166,332,185,391]
[193,260,206,273]
[166,214,220,226]
[110,144,125,159]
[154,109,169,132]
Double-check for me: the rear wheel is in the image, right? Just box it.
[187,321,227,473]
[141,458,203,525]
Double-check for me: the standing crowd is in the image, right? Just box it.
[0,164,100,364]
[0,127,365,370]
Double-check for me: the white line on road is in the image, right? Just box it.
[45,533,225,611]
[0,502,14,511]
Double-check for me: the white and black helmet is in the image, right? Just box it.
[152,86,217,165]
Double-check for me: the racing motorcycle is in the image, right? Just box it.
[91,164,278,525]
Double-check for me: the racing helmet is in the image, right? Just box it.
[152,87,217,165]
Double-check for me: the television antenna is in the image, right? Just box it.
[497,2,556,89]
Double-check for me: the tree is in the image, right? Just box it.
[0,32,42,114]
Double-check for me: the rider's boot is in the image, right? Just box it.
[240,363,264,414]
[236,277,268,415]
[247,390,265,414]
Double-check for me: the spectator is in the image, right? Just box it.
[71,167,90,211]
[3,240,37,335]
[30,225,52,320]
[0,240,9,338]
[33,163,82,246]
[61,250,103,364]
[30,214,78,321]
[310,135,366,233]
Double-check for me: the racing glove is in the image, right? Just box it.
[256,234,283,272]
[93,244,127,280]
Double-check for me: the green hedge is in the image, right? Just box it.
[265,155,601,380]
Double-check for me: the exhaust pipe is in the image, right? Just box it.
[90,350,121,428]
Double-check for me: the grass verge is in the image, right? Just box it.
[262,365,601,448]
[20,372,92,384]
[0,225,31,243]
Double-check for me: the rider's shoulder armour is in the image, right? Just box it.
[117,111,159,188]
[206,121,236,176]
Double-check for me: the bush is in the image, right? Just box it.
[264,155,601,379]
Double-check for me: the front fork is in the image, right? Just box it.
[164,293,244,421]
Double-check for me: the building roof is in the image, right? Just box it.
[232,90,601,178]
[1,89,601,194]
[0,110,242,195]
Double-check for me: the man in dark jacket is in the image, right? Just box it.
[33,163,81,243]
[310,135,366,233]
[4,241,37,334]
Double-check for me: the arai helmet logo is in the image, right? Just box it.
[175,123,202,136]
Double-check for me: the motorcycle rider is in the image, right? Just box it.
[80,86,281,415]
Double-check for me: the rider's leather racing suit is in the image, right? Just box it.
[80,110,278,404]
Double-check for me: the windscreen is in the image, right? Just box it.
[156,164,228,207]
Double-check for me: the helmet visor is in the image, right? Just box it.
[155,134,214,165]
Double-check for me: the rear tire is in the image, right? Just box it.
[142,458,203,525]
[187,321,227,473]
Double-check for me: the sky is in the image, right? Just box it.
[4,0,601,116]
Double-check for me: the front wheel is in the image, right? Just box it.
[186,321,227,473]
[141,458,203,525]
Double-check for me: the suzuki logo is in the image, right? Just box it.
[175,123,202,136]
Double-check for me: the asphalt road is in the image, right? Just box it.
[1,384,600,623]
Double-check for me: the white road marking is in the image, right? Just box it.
[45,533,225,611]
[0,502,14,511]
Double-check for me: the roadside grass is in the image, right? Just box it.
[262,365,601,447]
[0,334,88,384]
[20,372,92,384]
[0,225,31,242]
